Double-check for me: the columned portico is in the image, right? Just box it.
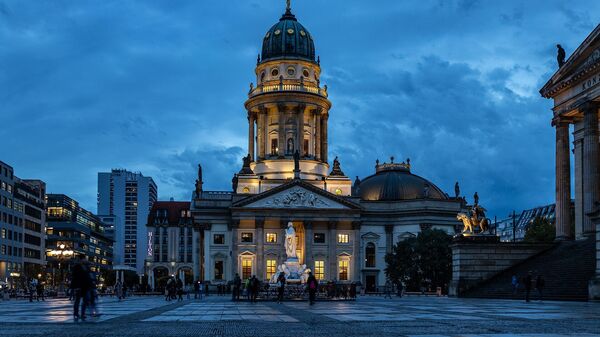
[554,118,572,239]
[582,102,600,235]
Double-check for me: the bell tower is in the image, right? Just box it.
[235,2,351,196]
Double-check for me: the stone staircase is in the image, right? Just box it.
[464,237,596,301]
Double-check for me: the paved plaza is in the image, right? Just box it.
[0,295,599,336]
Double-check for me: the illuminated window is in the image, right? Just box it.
[314,260,324,280]
[338,234,349,243]
[242,259,252,280]
[242,186,250,193]
[214,260,223,280]
[241,232,253,243]
[339,259,349,281]
[335,188,342,195]
[271,139,278,155]
[266,233,277,243]
[266,259,277,280]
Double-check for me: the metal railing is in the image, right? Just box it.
[249,83,328,98]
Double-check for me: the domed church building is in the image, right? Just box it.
[146,3,466,292]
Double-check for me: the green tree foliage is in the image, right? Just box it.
[524,216,555,243]
[385,229,452,291]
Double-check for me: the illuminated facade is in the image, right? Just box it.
[0,160,46,288]
[149,4,466,292]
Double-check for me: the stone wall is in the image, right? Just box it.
[449,240,552,297]
[589,219,600,300]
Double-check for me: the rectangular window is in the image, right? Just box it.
[214,260,224,280]
[338,233,349,244]
[265,233,277,243]
[241,232,253,243]
[266,259,277,280]
[1,228,5,239]
[303,139,309,156]
[213,234,225,245]
[271,139,278,156]
[314,260,324,280]
[339,259,349,281]
[242,259,252,280]
[313,233,325,243]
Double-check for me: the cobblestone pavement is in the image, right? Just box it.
[0,295,599,336]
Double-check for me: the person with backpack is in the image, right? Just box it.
[277,272,286,304]
[306,272,317,305]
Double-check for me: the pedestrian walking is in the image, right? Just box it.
[277,272,286,303]
[176,277,184,301]
[194,280,201,300]
[397,281,404,297]
[28,279,35,302]
[524,271,533,303]
[250,275,259,303]
[36,282,45,301]
[245,277,251,301]
[384,279,392,299]
[306,272,317,305]
[536,274,545,301]
[71,256,92,321]
[511,275,519,295]
[232,274,241,301]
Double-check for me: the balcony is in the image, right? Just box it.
[248,82,328,98]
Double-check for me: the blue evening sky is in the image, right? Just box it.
[1,0,598,219]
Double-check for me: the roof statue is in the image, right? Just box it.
[473,191,479,206]
[286,0,291,11]
[454,181,460,198]
[330,156,345,176]
[195,164,203,197]
[557,44,566,67]
[238,154,254,175]
[232,174,239,192]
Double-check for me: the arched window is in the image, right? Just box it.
[365,242,376,268]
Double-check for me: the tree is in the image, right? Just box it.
[385,229,452,291]
[524,217,555,243]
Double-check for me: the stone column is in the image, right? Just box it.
[230,221,239,278]
[352,221,361,282]
[257,108,266,159]
[278,104,286,156]
[256,219,264,280]
[322,114,329,163]
[297,105,305,156]
[555,119,572,240]
[192,229,200,281]
[315,111,321,161]
[248,113,255,161]
[304,222,313,269]
[328,221,337,280]
[582,102,600,235]
[574,124,585,239]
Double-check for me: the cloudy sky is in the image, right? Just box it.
[1,0,598,218]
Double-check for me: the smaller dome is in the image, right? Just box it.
[358,162,448,201]
[261,9,316,63]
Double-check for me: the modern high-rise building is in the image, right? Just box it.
[97,169,157,273]
[46,194,113,280]
[0,160,47,288]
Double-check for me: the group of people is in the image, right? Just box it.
[164,276,185,301]
[229,271,320,305]
[27,279,45,302]
[512,271,545,302]
[70,256,100,321]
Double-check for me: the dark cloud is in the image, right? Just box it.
[1,0,598,219]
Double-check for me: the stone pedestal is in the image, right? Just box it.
[449,237,551,297]
[589,208,600,300]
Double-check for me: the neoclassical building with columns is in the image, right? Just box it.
[146,4,466,291]
[540,25,600,241]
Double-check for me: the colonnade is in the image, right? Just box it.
[555,101,600,239]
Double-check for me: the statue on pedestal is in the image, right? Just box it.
[557,44,566,67]
[285,222,297,259]
[195,164,203,197]
[454,181,460,198]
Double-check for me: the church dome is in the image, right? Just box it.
[358,161,448,201]
[261,8,316,63]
